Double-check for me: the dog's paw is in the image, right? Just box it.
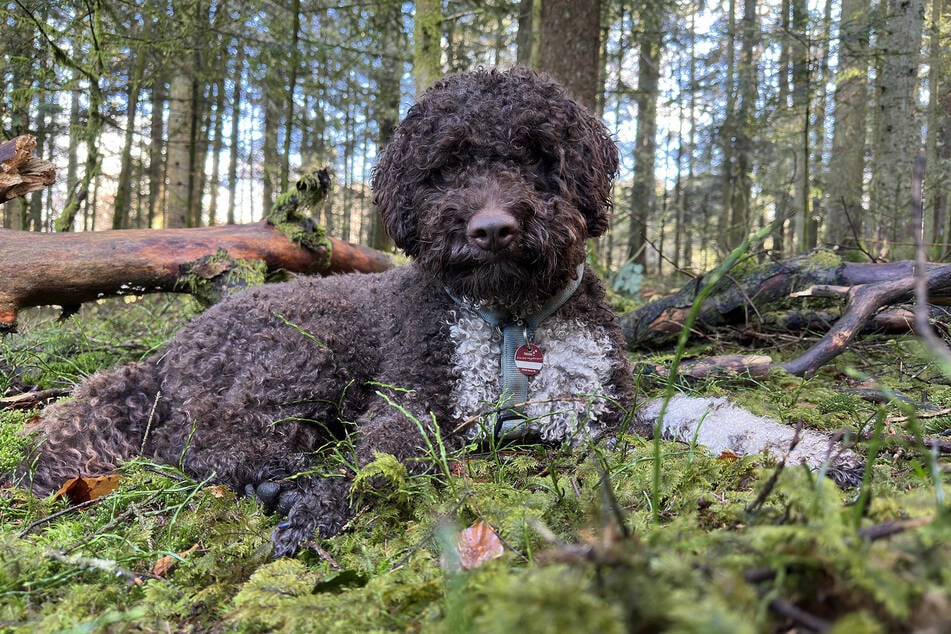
[268,478,351,557]
[245,481,301,515]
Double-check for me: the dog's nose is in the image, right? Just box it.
[467,207,520,252]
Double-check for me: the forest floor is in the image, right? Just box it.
[0,289,949,633]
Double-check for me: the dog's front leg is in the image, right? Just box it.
[270,399,450,556]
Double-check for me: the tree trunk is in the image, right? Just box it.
[227,48,244,226]
[728,0,757,252]
[0,223,393,332]
[628,1,663,268]
[870,0,926,256]
[928,0,951,255]
[367,0,404,252]
[207,79,225,226]
[718,0,739,251]
[166,73,194,228]
[113,37,147,230]
[515,0,536,68]
[413,0,443,94]
[538,0,602,110]
[147,73,167,229]
[791,0,812,251]
[825,0,870,250]
[280,0,302,194]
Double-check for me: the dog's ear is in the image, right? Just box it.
[371,129,420,257]
[564,104,620,239]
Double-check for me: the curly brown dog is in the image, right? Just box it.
[20,68,638,556]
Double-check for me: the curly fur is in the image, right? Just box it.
[19,67,636,556]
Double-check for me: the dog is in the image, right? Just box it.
[21,67,641,556]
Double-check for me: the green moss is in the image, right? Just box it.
[2,292,951,632]
[176,249,270,307]
[265,168,334,271]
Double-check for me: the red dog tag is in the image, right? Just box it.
[514,344,544,375]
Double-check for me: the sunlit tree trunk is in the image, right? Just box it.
[826,0,870,250]
[628,1,663,268]
[870,0,925,256]
[414,0,443,93]
[927,0,951,254]
[166,72,194,229]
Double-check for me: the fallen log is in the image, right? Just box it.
[0,221,393,331]
[0,169,393,332]
[0,135,56,202]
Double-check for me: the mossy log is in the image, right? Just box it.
[0,135,56,202]
[621,253,951,377]
[0,223,392,332]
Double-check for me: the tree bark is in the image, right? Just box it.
[870,0,926,255]
[413,0,443,94]
[825,0,870,249]
[0,136,55,203]
[627,3,662,269]
[166,72,194,228]
[538,0,602,111]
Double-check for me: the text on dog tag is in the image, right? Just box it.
[514,344,544,375]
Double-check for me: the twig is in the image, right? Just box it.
[745,425,802,514]
[767,597,830,632]
[301,540,342,569]
[140,390,162,453]
[18,497,103,537]
[856,516,932,541]
[44,548,154,585]
[0,388,70,409]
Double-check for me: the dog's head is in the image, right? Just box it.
[371,67,619,311]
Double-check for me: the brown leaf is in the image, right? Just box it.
[207,484,229,498]
[454,521,504,570]
[54,474,121,504]
[152,543,201,577]
[718,451,741,462]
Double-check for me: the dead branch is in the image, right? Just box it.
[621,253,951,377]
[779,264,951,376]
[0,135,55,202]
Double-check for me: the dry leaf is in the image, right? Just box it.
[54,474,121,504]
[207,484,229,498]
[454,521,504,570]
[152,543,201,577]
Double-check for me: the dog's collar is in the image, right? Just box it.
[446,263,585,441]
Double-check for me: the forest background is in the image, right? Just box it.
[3,0,948,276]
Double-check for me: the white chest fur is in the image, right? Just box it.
[448,309,618,443]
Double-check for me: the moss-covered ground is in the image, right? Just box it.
[1,292,949,633]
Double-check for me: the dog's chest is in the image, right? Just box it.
[447,310,617,442]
